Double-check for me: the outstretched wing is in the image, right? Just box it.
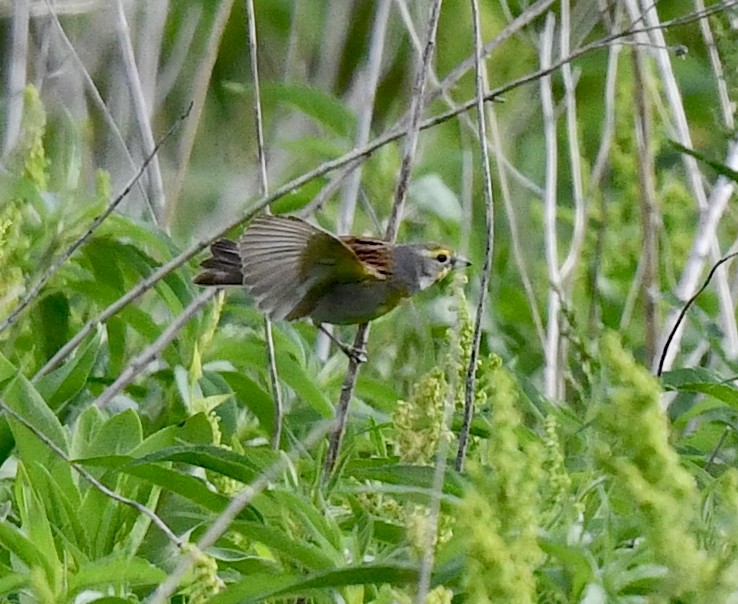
[239,215,385,321]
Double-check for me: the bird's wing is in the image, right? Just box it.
[239,215,384,321]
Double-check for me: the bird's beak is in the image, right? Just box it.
[452,255,472,269]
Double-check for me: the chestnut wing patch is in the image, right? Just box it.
[341,237,393,280]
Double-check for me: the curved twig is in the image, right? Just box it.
[656,251,738,377]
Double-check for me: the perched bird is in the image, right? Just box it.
[194,214,470,326]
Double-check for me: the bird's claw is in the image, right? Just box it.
[316,324,368,364]
[346,345,367,364]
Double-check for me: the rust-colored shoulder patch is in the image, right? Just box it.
[341,237,394,280]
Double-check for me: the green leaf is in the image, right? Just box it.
[344,461,465,498]
[669,140,738,182]
[259,83,356,139]
[68,556,166,594]
[115,463,233,515]
[230,520,336,570]
[127,444,279,484]
[14,464,60,586]
[130,412,214,457]
[210,563,421,604]
[0,516,49,574]
[0,572,31,596]
[269,490,342,556]
[35,330,101,410]
[219,371,274,435]
[278,353,334,419]
[31,291,72,362]
[661,367,738,409]
[85,409,143,457]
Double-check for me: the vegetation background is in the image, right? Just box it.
[2,0,738,602]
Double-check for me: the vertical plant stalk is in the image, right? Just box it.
[632,47,659,364]
[336,0,391,234]
[693,0,734,130]
[113,0,166,225]
[316,0,392,361]
[3,0,28,154]
[245,0,284,450]
[630,0,738,373]
[454,0,495,474]
[489,108,546,347]
[539,15,562,401]
[588,16,623,330]
[166,0,236,227]
[559,0,587,285]
[324,0,444,477]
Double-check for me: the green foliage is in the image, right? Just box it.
[4,4,738,603]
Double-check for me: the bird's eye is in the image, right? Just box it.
[436,253,448,263]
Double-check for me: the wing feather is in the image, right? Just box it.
[239,215,381,321]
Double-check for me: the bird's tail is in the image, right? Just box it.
[194,239,244,286]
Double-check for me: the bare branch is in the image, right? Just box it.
[455,0,496,473]
[325,0,444,477]
[244,0,284,450]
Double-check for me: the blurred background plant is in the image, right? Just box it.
[2,0,738,602]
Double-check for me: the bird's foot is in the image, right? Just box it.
[317,325,367,364]
[345,345,368,364]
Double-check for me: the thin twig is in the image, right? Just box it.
[0,103,192,336]
[94,289,216,409]
[0,398,182,547]
[657,252,738,377]
[323,323,370,476]
[245,0,284,450]
[455,0,495,474]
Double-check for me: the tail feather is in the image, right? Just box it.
[194,239,244,286]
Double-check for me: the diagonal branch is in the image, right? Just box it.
[324,0,445,477]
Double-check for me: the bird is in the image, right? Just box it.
[194,214,471,327]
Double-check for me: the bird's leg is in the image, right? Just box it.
[317,324,367,364]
